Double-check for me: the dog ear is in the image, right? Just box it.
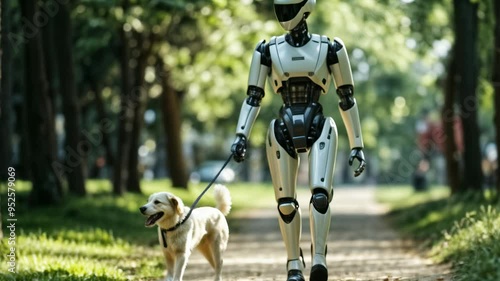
[168,195,184,214]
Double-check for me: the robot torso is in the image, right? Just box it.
[268,34,331,96]
[265,34,332,153]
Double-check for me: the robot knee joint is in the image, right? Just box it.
[311,188,329,214]
[277,197,299,224]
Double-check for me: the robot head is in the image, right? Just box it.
[274,0,316,31]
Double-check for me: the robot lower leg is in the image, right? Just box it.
[309,188,331,281]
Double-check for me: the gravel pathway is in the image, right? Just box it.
[182,185,452,281]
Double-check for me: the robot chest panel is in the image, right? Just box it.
[269,35,331,93]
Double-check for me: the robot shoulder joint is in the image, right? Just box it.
[327,37,346,66]
[255,40,272,67]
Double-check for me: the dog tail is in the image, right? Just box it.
[213,184,232,216]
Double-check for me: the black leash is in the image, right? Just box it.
[160,153,234,247]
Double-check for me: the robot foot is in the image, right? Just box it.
[287,269,305,281]
[309,264,328,281]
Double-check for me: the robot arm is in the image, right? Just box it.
[328,38,366,176]
[328,37,363,149]
[232,41,271,162]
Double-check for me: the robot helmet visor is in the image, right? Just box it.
[274,0,307,22]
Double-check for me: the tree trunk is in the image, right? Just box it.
[0,0,4,240]
[453,0,483,191]
[91,81,115,168]
[127,32,152,193]
[20,0,61,204]
[0,0,12,181]
[493,0,500,197]
[113,17,133,195]
[54,2,86,196]
[41,4,63,195]
[159,64,188,189]
[442,50,461,194]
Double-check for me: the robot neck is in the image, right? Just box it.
[285,20,311,47]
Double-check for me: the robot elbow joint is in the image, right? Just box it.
[246,86,265,106]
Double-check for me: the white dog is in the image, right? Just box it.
[140,184,232,281]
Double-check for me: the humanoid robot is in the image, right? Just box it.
[231,1,366,281]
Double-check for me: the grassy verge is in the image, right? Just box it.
[376,185,500,281]
[0,180,275,281]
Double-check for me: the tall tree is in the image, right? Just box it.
[453,0,483,191]
[113,0,134,195]
[20,0,61,204]
[53,1,86,195]
[72,2,119,181]
[41,2,63,195]
[90,80,115,168]
[442,51,461,194]
[493,0,500,197]
[0,0,4,241]
[159,63,188,188]
[0,0,12,179]
[127,31,154,193]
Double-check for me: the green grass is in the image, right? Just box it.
[376,185,500,281]
[0,179,275,281]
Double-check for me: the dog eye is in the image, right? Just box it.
[154,200,161,204]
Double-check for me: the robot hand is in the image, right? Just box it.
[349,148,366,177]
[231,135,247,163]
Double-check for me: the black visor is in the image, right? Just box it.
[274,0,307,22]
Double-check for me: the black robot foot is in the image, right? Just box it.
[287,269,305,281]
[310,264,328,281]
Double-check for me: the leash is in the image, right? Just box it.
[160,152,234,247]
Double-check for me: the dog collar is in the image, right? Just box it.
[160,212,192,248]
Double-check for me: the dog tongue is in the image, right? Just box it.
[145,212,163,227]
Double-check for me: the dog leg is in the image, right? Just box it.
[165,259,174,281]
[172,252,190,281]
[163,250,174,281]
[198,241,217,269]
[212,235,227,281]
[212,251,223,281]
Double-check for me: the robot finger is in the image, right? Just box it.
[354,160,366,177]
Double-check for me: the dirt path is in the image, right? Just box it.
[183,185,452,281]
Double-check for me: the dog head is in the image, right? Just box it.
[139,192,185,228]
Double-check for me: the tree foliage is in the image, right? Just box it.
[2,0,497,194]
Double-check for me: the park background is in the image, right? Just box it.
[0,0,500,280]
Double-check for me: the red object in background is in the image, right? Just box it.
[417,116,463,154]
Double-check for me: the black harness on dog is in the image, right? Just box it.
[159,153,233,248]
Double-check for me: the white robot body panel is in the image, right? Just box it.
[310,205,330,262]
[339,99,364,148]
[248,43,270,89]
[307,118,337,266]
[331,37,354,87]
[269,34,331,93]
[279,208,303,271]
[266,120,303,271]
[266,120,300,200]
[235,101,260,137]
[308,117,338,192]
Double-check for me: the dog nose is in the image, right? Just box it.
[139,206,147,214]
